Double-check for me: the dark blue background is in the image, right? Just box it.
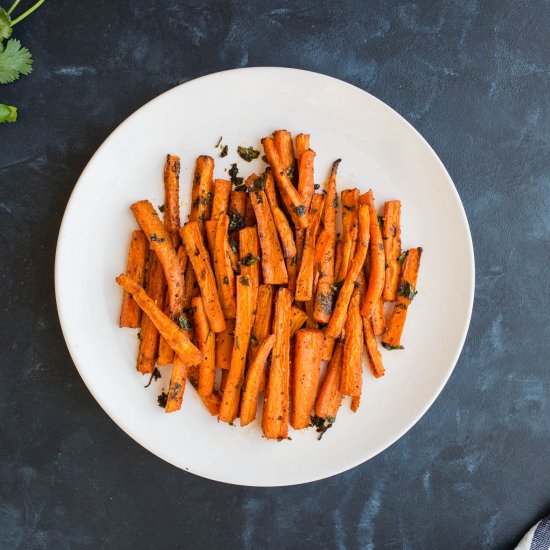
[1,1,549,548]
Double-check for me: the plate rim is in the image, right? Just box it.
[55,66,475,486]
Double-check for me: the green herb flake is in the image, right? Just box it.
[317,292,333,315]
[240,276,250,287]
[250,335,258,346]
[398,251,407,264]
[230,239,239,254]
[220,145,228,158]
[397,281,417,301]
[331,281,343,293]
[382,343,404,351]
[157,391,168,408]
[192,196,200,210]
[239,253,260,266]
[228,210,245,233]
[292,205,306,217]
[310,415,335,440]
[378,215,384,228]
[0,38,33,85]
[286,166,296,183]
[261,155,268,163]
[332,198,339,208]
[170,382,182,400]
[234,184,247,192]
[314,184,320,190]
[378,243,384,251]
[0,103,17,123]
[178,316,193,330]
[215,136,223,147]
[223,276,229,285]
[158,204,165,213]
[150,233,165,243]
[237,146,260,162]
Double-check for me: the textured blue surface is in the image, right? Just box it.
[1,1,549,548]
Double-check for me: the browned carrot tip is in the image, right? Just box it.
[211,179,232,221]
[190,155,214,224]
[215,318,235,371]
[165,354,188,413]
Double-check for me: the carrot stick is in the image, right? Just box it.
[247,174,288,285]
[219,368,229,394]
[163,154,181,247]
[182,262,198,310]
[295,193,324,301]
[120,230,149,328]
[290,329,324,429]
[372,297,386,336]
[315,340,344,419]
[238,226,260,311]
[204,219,217,259]
[190,155,214,224]
[240,334,276,426]
[339,288,363,396]
[382,247,422,349]
[382,200,402,301]
[314,160,340,323]
[131,200,184,319]
[180,221,226,333]
[229,189,247,221]
[192,295,216,396]
[312,229,331,291]
[322,336,336,362]
[273,129,296,177]
[351,395,360,413]
[295,133,310,163]
[338,189,360,281]
[165,354,188,413]
[116,274,202,366]
[334,238,344,285]
[289,305,308,338]
[363,315,384,378]
[305,298,318,329]
[262,287,292,439]
[325,205,370,338]
[211,178,232,220]
[286,256,299,299]
[251,285,274,394]
[361,190,385,317]
[137,256,166,373]
[297,149,316,212]
[213,213,236,319]
[219,275,253,422]
[244,194,256,226]
[216,318,235,370]
[261,137,308,228]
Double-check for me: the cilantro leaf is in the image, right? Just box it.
[0,8,12,40]
[0,38,33,84]
[0,103,17,123]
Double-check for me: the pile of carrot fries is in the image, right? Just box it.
[116,130,422,440]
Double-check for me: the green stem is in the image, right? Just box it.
[7,0,21,15]
[10,0,46,26]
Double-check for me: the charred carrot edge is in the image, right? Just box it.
[180,221,226,333]
[165,354,188,413]
[192,295,216,396]
[213,213,236,319]
[216,318,235,370]
[219,275,253,422]
[313,160,340,323]
[240,334,276,427]
[137,256,166,373]
[351,395,360,413]
[262,287,292,439]
[339,289,363,396]
[163,154,181,247]
[290,329,324,429]
[325,205,370,338]
[363,315,384,378]
[238,226,260,313]
[273,129,296,175]
[289,305,308,338]
[116,274,202,366]
[322,335,336,362]
[297,149,316,213]
[244,194,256,226]
[204,219,217,258]
[247,174,288,285]
[382,200,402,301]
[190,155,214,224]
[295,133,310,163]
[131,200,184,319]
[211,179,232,221]
[361,190,385,317]
[338,189,360,281]
[371,297,386,336]
[305,298,318,329]
[382,247,422,349]
[182,262,198,310]
[251,285,274,394]
[295,193,324,301]
[261,137,308,228]
[315,340,344,419]
[120,230,149,328]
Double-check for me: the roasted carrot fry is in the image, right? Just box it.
[322,336,336,362]
[363,315,384,378]
[163,154,181,247]
[229,189,247,219]
[326,205,370,338]
[305,298,318,329]
[116,274,202,366]
[261,137,308,228]
[244,194,256,226]
[216,318,234,370]
[192,295,216,396]
[273,129,296,176]
[382,247,422,349]
[240,334,276,427]
[295,133,310,163]
[239,226,260,310]
[289,305,308,338]
[213,213,236,319]
[314,160,340,323]
[382,200,402,301]
[211,179,232,221]
[339,189,360,281]
[180,221,226,333]
[120,230,149,328]
[339,288,363,396]
[219,368,229,394]
[251,285,274,394]
[262,287,292,439]
[372,297,386,336]
[190,155,214,224]
[295,193,324,301]
[290,329,324,429]
[247,174,288,285]
[315,340,344,419]
[334,238,344,285]
[219,275,253,422]
[182,262,198,310]
[297,149,316,213]
[286,255,299,298]
[312,229,331,290]
[131,200,184,319]
[361,190,385,317]
[137,256,166,373]
[165,354,188,413]
[351,395,360,413]
[204,219,217,259]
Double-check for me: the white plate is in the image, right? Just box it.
[55,67,474,486]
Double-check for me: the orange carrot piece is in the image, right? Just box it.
[219,275,254,422]
[363,315,384,378]
[163,154,181,247]
[286,255,299,298]
[182,262,198,310]
[382,200,402,301]
[315,340,344,419]
[290,329,324,429]
[372,297,386,336]
[382,247,422,349]
[273,129,296,175]
[219,368,229,394]
[312,229,331,291]
[251,285,274,394]
[295,133,310,163]
[204,219,217,258]
[339,289,363,396]
[338,189,360,281]
[289,305,308,338]
[213,213,236,319]
[116,274,202,366]
[165,354,188,413]
[120,230,149,328]
[238,226,260,310]
[351,395,360,413]
[322,336,336,362]
[262,287,292,439]
[297,149,316,212]
[305,298,318,329]
[211,179,232,221]
[180,221,226,333]
[216,318,235,370]
[131,200,184,319]
[192,295,216,396]
[190,155,214,224]
[244,194,256,226]
[334,238,344,285]
[240,334,276,426]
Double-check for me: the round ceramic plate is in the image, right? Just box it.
[55,67,474,486]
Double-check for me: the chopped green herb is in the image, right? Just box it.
[137,331,141,341]
[228,163,243,185]
[240,276,250,286]
[378,243,384,251]
[150,233,165,243]
[200,192,213,206]
[228,211,245,233]
[170,382,182,401]
[215,136,223,147]
[239,253,260,266]
[395,303,407,310]
[378,215,384,228]
[230,239,239,255]
[158,204,165,213]
[178,316,193,330]
[343,204,355,211]
[223,276,229,285]
[220,145,228,158]
[382,343,404,351]
[332,198,338,208]
[331,281,343,293]
[237,145,260,162]
[192,196,200,210]
[250,335,258,346]
[292,205,306,217]
[286,166,296,183]
[398,251,407,264]
[397,281,417,301]
[157,391,168,408]
[0,103,17,123]
[310,415,335,440]
[261,154,268,163]
[144,367,161,388]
